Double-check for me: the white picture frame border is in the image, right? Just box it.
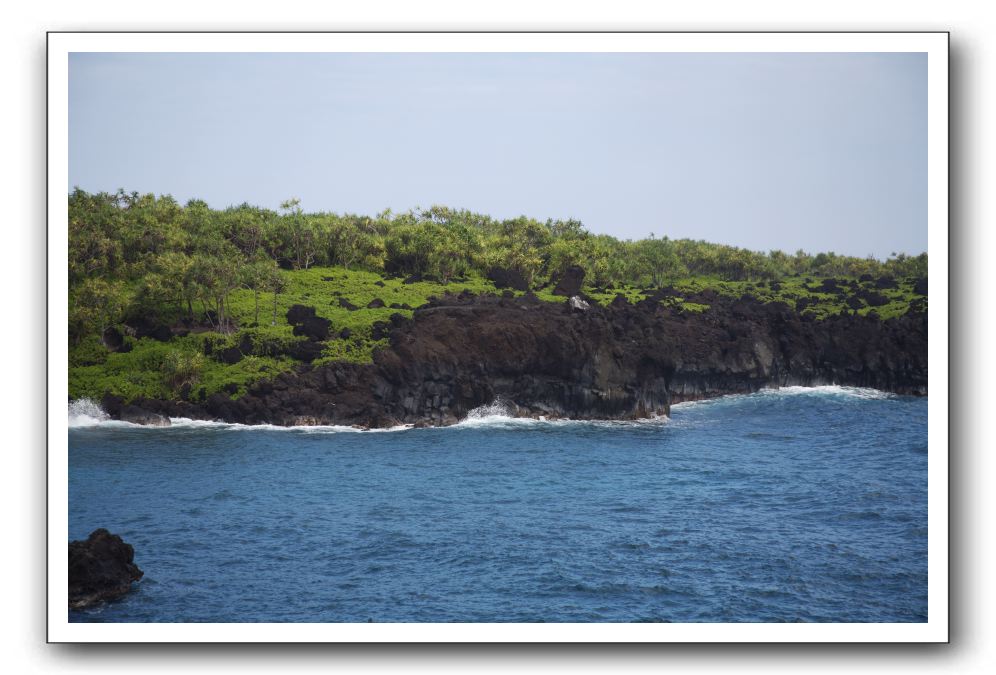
[47,31,949,643]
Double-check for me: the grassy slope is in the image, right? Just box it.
[68,267,925,403]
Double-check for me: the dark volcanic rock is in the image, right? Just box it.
[338,297,359,311]
[124,316,173,342]
[68,529,143,609]
[855,289,890,307]
[114,288,928,428]
[553,266,586,297]
[487,267,529,292]
[287,305,331,341]
[216,346,244,364]
[292,317,331,341]
[286,304,317,325]
[819,278,842,293]
[287,340,325,362]
[102,326,124,350]
[147,323,172,341]
[913,277,928,296]
[119,404,170,426]
[367,298,386,309]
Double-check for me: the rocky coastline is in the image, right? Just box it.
[99,287,928,429]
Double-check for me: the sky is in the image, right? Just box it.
[68,52,927,258]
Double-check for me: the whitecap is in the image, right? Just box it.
[451,398,669,430]
[755,385,896,400]
[67,399,413,433]
[670,385,899,411]
[166,418,413,433]
[68,398,110,427]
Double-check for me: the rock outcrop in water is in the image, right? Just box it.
[109,288,927,428]
[68,529,144,609]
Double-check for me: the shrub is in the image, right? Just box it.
[162,349,205,392]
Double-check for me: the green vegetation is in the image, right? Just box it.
[68,189,927,404]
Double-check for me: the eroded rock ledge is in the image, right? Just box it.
[105,291,927,428]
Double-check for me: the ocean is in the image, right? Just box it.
[68,386,928,623]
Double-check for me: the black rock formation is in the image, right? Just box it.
[101,326,124,351]
[118,289,927,428]
[287,305,332,341]
[487,267,529,292]
[68,529,144,609]
[553,265,585,297]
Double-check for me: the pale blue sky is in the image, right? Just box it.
[69,52,927,258]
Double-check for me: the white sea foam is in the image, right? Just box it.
[759,385,895,400]
[69,385,897,431]
[163,417,413,433]
[67,398,110,427]
[67,401,412,433]
[452,398,670,430]
[456,398,533,427]
[670,385,897,411]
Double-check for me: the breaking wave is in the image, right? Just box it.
[453,398,669,430]
[455,398,542,428]
[671,385,899,411]
[66,400,411,433]
[67,398,110,427]
[69,386,900,431]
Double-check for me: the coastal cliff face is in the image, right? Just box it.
[107,290,928,428]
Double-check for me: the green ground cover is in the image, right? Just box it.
[69,266,925,404]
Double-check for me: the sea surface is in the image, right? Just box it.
[68,387,928,623]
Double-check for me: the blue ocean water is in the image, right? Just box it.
[67,387,928,623]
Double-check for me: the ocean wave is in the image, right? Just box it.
[69,385,899,432]
[670,385,898,411]
[67,400,411,433]
[453,399,550,429]
[451,398,670,430]
[68,398,112,427]
[757,385,897,400]
[167,417,412,433]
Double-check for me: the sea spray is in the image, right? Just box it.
[464,397,514,420]
[68,398,109,427]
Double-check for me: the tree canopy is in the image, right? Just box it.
[67,188,928,343]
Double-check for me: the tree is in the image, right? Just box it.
[68,277,130,344]
[278,197,322,269]
[68,188,124,283]
[188,253,242,332]
[242,257,279,326]
[268,267,287,326]
[639,235,686,287]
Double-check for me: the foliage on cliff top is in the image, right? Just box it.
[67,189,927,403]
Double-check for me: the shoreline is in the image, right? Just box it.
[76,289,927,430]
[70,384,922,431]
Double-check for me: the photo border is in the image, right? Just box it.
[48,30,949,643]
